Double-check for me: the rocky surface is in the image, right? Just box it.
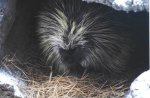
[126,70,150,98]
[0,84,20,98]
[0,70,26,98]
[82,0,149,12]
[0,0,16,60]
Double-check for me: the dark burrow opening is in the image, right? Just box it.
[0,0,149,81]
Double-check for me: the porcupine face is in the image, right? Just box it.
[37,0,131,74]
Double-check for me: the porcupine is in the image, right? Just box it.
[37,0,148,75]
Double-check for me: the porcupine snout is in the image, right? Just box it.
[59,44,84,65]
[57,32,88,74]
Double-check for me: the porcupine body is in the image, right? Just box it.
[37,0,146,75]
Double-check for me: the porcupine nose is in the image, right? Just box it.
[59,47,78,63]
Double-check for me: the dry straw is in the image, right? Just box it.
[2,55,129,98]
[25,73,129,98]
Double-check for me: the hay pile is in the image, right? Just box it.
[26,75,128,98]
[1,55,130,98]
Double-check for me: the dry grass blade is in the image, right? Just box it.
[1,55,130,98]
[25,74,129,98]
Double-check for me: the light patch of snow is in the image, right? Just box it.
[0,71,25,98]
[126,70,150,98]
[132,0,144,11]
[113,0,132,8]
[112,0,132,11]
[82,0,149,12]
[133,0,143,5]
